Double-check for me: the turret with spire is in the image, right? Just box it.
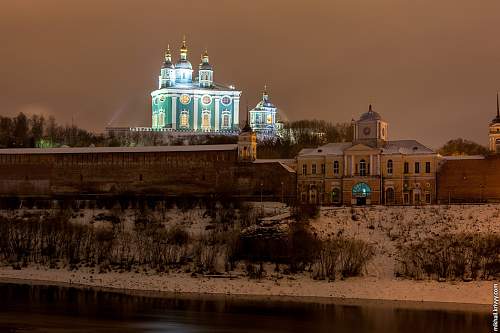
[159,44,176,88]
[238,109,256,162]
[175,36,193,84]
[180,37,188,61]
[199,49,213,88]
[493,92,500,124]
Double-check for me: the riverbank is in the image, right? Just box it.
[0,266,492,311]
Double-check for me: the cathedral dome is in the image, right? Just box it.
[359,104,382,121]
[199,62,213,71]
[255,86,275,108]
[175,60,192,70]
[162,60,175,69]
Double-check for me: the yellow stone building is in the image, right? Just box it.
[489,93,500,153]
[297,105,439,205]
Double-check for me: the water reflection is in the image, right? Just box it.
[0,282,489,332]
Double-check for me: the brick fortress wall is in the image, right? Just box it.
[437,156,500,203]
[0,148,296,203]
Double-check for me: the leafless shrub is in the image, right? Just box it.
[312,236,374,280]
[396,233,500,280]
[192,238,218,274]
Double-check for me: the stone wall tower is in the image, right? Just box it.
[238,121,257,162]
[489,93,500,153]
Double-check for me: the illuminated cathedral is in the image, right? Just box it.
[151,38,241,132]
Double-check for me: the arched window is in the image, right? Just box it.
[352,182,371,197]
[152,114,157,128]
[180,111,189,128]
[158,112,165,127]
[221,111,231,129]
[202,110,211,130]
[387,159,393,175]
[333,160,339,175]
[266,114,273,124]
[359,159,367,176]
[386,187,395,204]
[331,188,341,203]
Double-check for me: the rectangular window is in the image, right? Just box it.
[302,164,307,175]
[415,162,420,174]
[425,193,431,204]
[321,163,325,174]
[425,162,431,173]
[404,162,409,174]
[312,164,317,175]
[333,161,339,174]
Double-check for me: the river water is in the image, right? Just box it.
[0,282,490,333]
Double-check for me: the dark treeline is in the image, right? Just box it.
[258,120,353,159]
[437,138,490,156]
[1,113,352,152]
[0,113,105,148]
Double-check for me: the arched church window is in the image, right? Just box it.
[359,159,367,176]
[180,111,189,128]
[158,112,165,127]
[387,160,393,175]
[222,112,230,129]
[152,114,157,128]
[266,114,273,124]
[202,111,211,130]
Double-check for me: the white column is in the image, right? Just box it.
[344,156,348,176]
[370,154,373,175]
[351,155,355,176]
[233,97,240,128]
[215,97,220,131]
[171,96,177,130]
[193,95,199,130]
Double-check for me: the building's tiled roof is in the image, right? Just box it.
[381,140,435,155]
[298,143,353,156]
[0,144,238,155]
[298,140,435,157]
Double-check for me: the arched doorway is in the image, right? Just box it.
[352,182,371,205]
[331,188,341,204]
[385,187,395,205]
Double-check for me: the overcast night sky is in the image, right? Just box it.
[1,0,500,148]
